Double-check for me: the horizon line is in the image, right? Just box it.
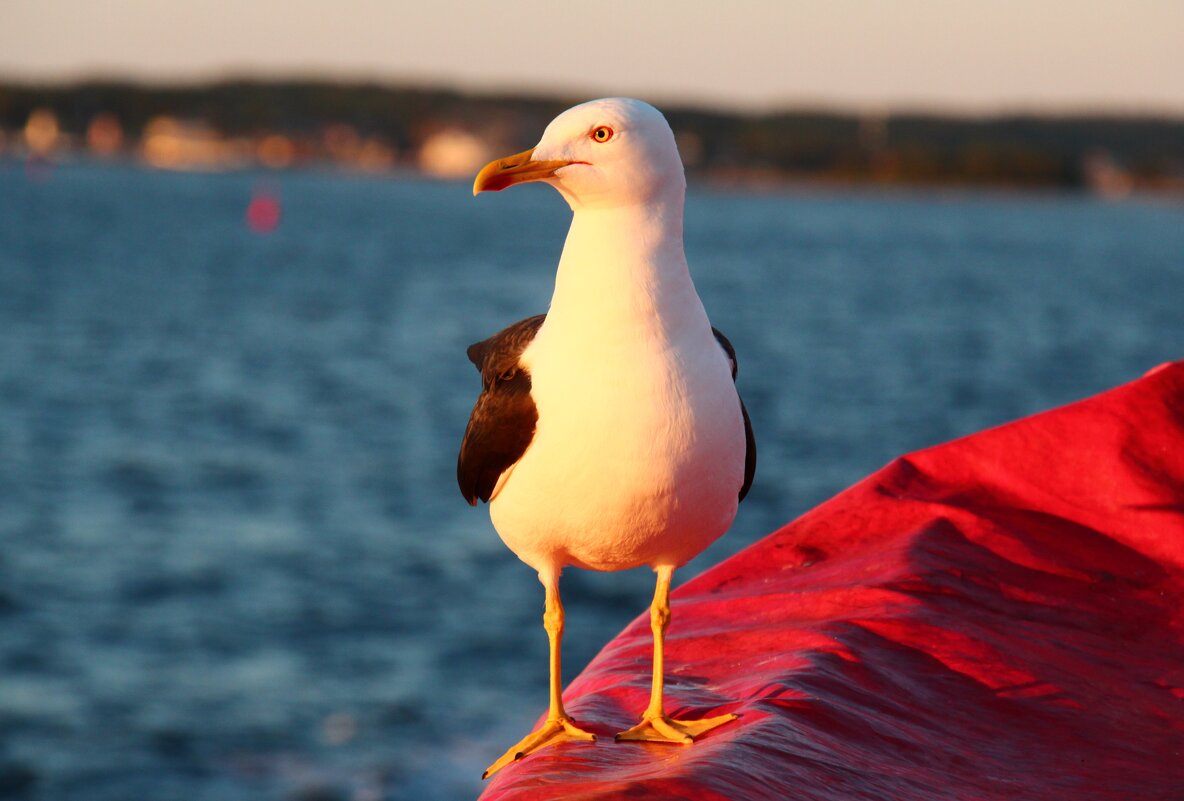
[3,68,1183,122]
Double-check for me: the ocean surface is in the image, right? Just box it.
[1,161,1181,801]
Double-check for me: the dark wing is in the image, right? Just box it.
[457,315,546,506]
[712,327,757,502]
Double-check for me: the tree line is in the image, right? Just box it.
[1,79,1181,190]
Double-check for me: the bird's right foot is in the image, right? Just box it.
[483,716,596,779]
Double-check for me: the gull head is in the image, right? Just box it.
[473,98,685,210]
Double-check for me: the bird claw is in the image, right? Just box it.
[614,711,737,744]
[483,716,596,779]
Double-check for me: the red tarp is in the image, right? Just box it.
[479,362,1184,801]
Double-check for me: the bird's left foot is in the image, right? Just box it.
[614,711,737,744]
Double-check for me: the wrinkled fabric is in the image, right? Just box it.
[480,362,1184,801]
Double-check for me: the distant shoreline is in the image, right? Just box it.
[3,78,1181,195]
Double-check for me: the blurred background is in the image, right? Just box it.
[1,2,1182,800]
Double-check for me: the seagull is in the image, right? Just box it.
[459,97,755,779]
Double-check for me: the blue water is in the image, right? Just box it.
[1,162,1181,801]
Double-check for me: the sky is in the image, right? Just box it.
[2,0,1182,114]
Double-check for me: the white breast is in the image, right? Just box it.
[488,304,745,576]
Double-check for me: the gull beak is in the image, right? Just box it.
[473,148,574,196]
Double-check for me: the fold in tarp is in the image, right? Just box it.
[480,362,1184,801]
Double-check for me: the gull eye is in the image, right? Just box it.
[590,125,614,143]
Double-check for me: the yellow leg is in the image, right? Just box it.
[615,565,737,744]
[483,572,596,779]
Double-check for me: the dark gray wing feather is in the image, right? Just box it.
[712,327,757,502]
[457,315,546,505]
[458,317,754,506]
